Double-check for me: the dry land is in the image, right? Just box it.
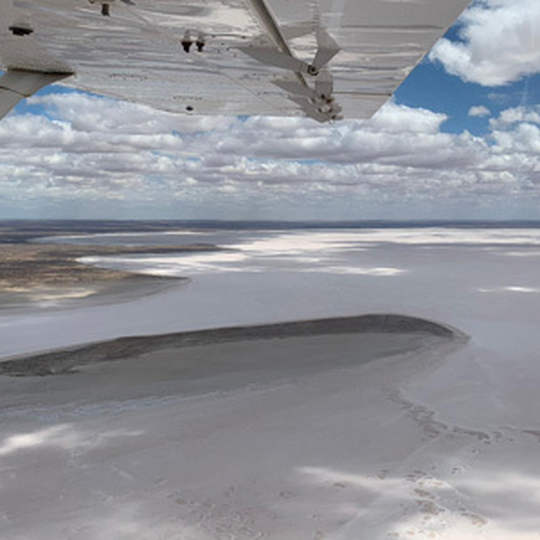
[0,223,217,308]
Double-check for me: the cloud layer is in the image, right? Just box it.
[429,0,540,86]
[1,92,539,219]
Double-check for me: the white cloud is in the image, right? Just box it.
[27,93,234,135]
[429,0,540,86]
[1,92,539,218]
[469,105,490,118]
[489,105,540,129]
[370,103,448,134]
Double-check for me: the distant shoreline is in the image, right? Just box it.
[3,218,540,244]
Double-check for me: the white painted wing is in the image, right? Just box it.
[0,0,471,121]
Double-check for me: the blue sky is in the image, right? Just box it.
[1,0,539,220]
[395,21,540,136]
[395,61,540,137]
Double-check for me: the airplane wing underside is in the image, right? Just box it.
[0,0,470,122]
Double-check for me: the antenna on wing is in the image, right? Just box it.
[88,0,135,17]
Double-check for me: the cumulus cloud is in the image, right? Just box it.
[429,0,540,86]
[469,105,490,118]
[1,92,539,218]
[27,93,234,135]
[489,105,540,129]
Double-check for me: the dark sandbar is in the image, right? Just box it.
[0,314,467,377]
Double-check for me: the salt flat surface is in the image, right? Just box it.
[2,332,539,539]
[2,228,540,538]
[3,228,540,358]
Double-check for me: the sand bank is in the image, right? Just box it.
[0,314,464,375]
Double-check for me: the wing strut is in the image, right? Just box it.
[0,69,72,120]
[240,1,342,122]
